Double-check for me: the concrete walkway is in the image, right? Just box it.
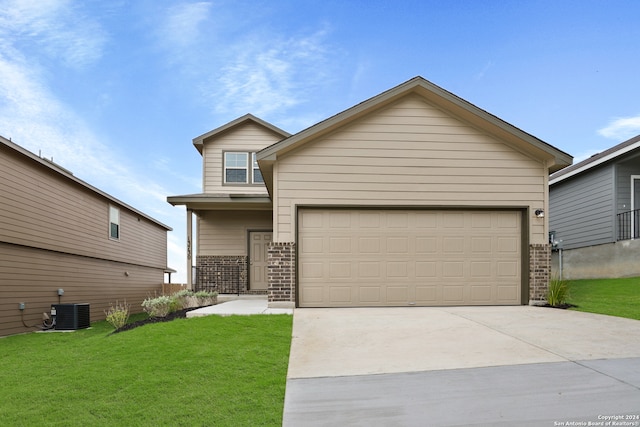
[283,306,640,426]
[186,295,293,317]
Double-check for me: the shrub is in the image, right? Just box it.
[171,289,191,309]
[195,290,218,307]
[547,276,570,306]
[142,295,173,318]
[104,300,130,330]
[168,296,182,313]
[183,295,200,308]
[143,291,217,317]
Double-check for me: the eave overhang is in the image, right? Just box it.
[166,193,273,211]
[550,134,640,185]
[192,114,290,155]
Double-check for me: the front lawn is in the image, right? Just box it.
[567,276,640,320]
[0,314,292,426]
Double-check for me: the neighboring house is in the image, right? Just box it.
[168,76,571,308]
[549,134,640,279]
[0,135,172,337]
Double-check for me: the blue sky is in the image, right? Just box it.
[1,0,639,281]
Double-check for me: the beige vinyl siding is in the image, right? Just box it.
[0,147,167,268]
[197,210,272,255]
[274,95,547,243]
[202,121,282,194]
[0,242,162,337]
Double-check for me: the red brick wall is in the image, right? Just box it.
[196,255,248,294]
[529,243,551,303]
[267,242,296,303]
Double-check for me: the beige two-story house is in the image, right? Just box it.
[168,115,289,295]
[168,76,572,308]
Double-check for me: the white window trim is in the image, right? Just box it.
[224,152,249,184]
[224,151,264,185]
[109,205,120,241]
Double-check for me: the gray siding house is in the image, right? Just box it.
[549,134,640,279]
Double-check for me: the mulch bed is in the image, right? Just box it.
[541,303,577,309]
[112,308,198,334]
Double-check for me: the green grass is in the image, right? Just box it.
[567,276,640,320]
[0,314,292,426]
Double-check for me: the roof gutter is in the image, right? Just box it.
[550,139,640,185]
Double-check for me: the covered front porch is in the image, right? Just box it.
[167,193,273,295]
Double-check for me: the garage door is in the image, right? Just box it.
[298,209,521,307]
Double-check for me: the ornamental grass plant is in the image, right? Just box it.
[547,275,570,307]
[104,300,130,329]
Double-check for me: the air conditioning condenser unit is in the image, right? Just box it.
[51,303,90,330]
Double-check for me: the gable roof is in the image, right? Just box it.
[0,135,172,231]
[257,76,572,193]
[192,113,290,154]
[550,134,640,185]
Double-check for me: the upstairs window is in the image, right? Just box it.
[224,152,264,184]
[224,152,249,183]
[109,205,120,240]
[252,153,263,183]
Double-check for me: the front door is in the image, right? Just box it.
[249,231,272,290]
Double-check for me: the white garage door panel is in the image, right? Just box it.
[298,209,521,307]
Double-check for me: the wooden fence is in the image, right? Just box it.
[162,283,188,295]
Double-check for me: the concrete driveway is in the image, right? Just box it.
[283,306,640,426]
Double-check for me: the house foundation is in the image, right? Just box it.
[551,239,640,280]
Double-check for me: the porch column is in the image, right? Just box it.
[186,208,193,290]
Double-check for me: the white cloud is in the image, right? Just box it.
[211,27,335,119]
[152,3,338,126]
[163,2,212,49]
[0,50,170,210]
[474,61,493,80]
[0,0,188,281]
[154,156,202,190]
[0,0,107,69]
[0,54,187,279]
[598,114,640,141]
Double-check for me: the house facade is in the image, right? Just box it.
[549,134,640,279]
[169,77,571,307]
[168,115,289,295]
[0,135,172,337]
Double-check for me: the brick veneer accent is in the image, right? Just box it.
[529,243,551,303]
[196,255,254,294]
[267,242,296,303]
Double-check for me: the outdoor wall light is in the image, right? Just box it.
[534,209,545,218]
[57,288,64,296]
